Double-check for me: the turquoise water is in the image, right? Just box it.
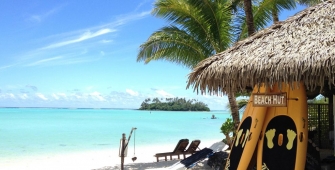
[0,108,230,160]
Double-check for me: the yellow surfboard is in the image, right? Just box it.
[257,82,308,170]
[225,85,268,170]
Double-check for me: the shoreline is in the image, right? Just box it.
[0,139,221,170]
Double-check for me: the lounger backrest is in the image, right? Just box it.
[173,139,189,153]
[180,148,214,168]
[186,140,201,152]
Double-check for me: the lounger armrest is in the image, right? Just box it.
[155,152,173,156]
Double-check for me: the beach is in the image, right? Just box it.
[1,139,220,170]
[0,108,230,170]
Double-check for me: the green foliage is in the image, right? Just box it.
[137,0,235,68]
[307,95,328,104]
[220,118,235,146]
[220,118,234,135]
[226,98,249,112]
[139,97,210,111]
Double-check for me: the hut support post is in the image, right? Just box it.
[333,95,335,156]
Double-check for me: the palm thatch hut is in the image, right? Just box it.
[188,0,335,96]
[187,0,335,149]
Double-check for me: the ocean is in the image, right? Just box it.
[0,108,231,163]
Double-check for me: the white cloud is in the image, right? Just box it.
[9,93,16,99]
[27,6,62,23]
[36,93,48,100]
[10,9,153,69]
[139,11,151,17]
[28,56,64,66]
[29,15,42,23]
[155,89,174,98]
[19,94,29,100]
[52,93,60,100]
[134,0,147,11]
[52,93,68,100]
[26,56,63,66]
[126,89,139,96]
[25,55,100,67]
[0,87,228,110]
[41,28,114,50]
[90,92,105,101]
[100,39,112,43]
[0,64,16,70]
[0,93,15,100]
[74,95,82,100]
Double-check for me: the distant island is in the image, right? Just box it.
[139,97,210,111]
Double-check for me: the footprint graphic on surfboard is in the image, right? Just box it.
[265,128,296,150]
[226,116,252,170]
[235,128,250,148]
[261,116,298,170]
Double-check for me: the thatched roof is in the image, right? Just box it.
[187,0,335,96]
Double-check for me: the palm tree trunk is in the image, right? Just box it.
[227,92,240,131]
[243,0,255,35]
[272,8,279,23]
[225,133,232,147]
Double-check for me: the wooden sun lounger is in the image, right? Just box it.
[154,139,189,162]
[182,139,201,156]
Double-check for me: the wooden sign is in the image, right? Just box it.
[253,93,287,107]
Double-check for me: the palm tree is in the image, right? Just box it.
[226,98,249,110]
[259,0,319,24]
[137,0,280,130]
[236,0,321,37]
[138,0,313,128]
[137,0,243,129]
[243,0,255,35]
[138,0,233,66]
[231,0,296,38]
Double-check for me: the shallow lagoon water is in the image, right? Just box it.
[0,108,230,161]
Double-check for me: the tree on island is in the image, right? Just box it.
[139,97,210,111]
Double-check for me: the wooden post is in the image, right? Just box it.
[121,133,126,170]
[333,95,335,156]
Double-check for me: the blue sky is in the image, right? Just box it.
[0,0,306,110]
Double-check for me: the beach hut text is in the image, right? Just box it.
[253,93,287,107]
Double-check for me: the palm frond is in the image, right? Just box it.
[137,26,213,68]
[152,0,234,53]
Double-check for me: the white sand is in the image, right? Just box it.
[0,139,223,170]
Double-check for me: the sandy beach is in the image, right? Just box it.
[0,140,223,170]
[95,159,213,170]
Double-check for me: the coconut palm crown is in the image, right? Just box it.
[137,0,298,129]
